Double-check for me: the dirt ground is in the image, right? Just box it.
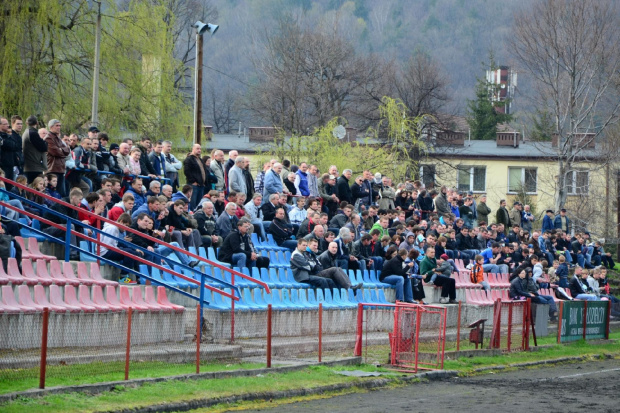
[238,358,620,413]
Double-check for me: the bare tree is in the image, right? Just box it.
[511,0,620,211]
[392,53,450,118]
[247,17,384,134]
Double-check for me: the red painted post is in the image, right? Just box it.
[441,307,447,369]
[353,303,363,357]
[413,306,422,372]
[557,301,564,344]
[318,303,323,363]
[391,304,400,365]
[456,301,462,351]
[507,302,513,351]
[266,304,272,368]
[230,274,235,344]
[125,307,133,380]
[606,300,611,340]
[196,304,200,374]
[39,307,49,389]
[582,301,588,341]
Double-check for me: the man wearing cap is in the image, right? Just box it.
[45,119,70,197]
[87,125,99,140]
[554,208,571,234]
[509,201,522,228]
[541,209,554,233]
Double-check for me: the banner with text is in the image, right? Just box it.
[558,301,609,343]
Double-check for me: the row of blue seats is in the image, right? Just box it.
[203,286,392,311]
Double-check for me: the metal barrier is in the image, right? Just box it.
[0,175,271,341]
[489,299,531,352]
[354,302,447,372]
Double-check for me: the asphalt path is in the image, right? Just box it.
[238,359,620,413]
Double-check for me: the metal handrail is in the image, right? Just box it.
[0,175,270,293]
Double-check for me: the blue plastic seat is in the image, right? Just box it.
[364,270,380,287]
[307,289,319,307]
[276,268,294,288]
[19,219,48,241]
[296,289,317,308]
[290,289,308,308]
[325,289,346,309]
[79,240,97,262]
[370,269,392,288]
[348,289,360,304]
[266,234,288,251]
[339,288,358,308]
[280,288,304,309]
[315,289,337,309]
[170,265,193,289]
[348,270,358,286]
[376,288,390,304]
[263,290,288,310]
[371,289,389,304]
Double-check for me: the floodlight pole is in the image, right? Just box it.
[91,1,102,128]
[193,33,203,146]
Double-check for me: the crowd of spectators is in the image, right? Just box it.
[0,115,617,309]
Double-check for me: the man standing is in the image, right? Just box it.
[476,194,491,225]
[137,137,157,179]
[228,156,247,196]
[337,169,353,204]
[262,162,284,202]
[542,209,555,233]
[183,144,207,210]
[434,186,450,216]
[148,140,167,179]
[509,201,522,228]
[495,199,510,227]
[210,149,226,190]
[307,164,319,197]
[554,208,571,234]
[522,204,535,233]
[162,140,182,191]
[0,116,22,188]
[45,119,70,197]
[22,116,47,183]
[242,157,255,201]
[294,162,311,197]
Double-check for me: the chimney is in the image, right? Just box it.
[496,131,520,147]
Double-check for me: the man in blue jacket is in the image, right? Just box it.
[541,209,554,233]
[554,208,571,233]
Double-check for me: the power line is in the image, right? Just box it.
[202,63,252,87]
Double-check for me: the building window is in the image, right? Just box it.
[457,166,486,193]
[568,170,589,195]
[508,167,537,193]
[420,165,436,188]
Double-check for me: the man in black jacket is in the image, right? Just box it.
[183,144,208,210]
[336,169,353,204]
[22,115,48,183]
[130,213,199,268]
[218,218,269,269]
[41,188,84,260]
[193,201,222,248]
[137,137,157,178]
[0,116,23,188]
[261,193,279,222]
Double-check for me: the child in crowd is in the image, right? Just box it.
[555,255,569,288]
[45,173,62,201]
[471,254,490,292]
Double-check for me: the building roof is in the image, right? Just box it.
[432,139,604,160]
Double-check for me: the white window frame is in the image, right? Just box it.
[419,164,436,187]
[508,167,537,194]
[567,169,589,195]
[456,166,486,193]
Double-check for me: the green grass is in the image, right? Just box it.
[0,366,379,413]
[0,361,266,395]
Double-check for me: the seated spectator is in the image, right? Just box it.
[45,173,62,200]
[218,218,269,269]
[268,207,298,251]
[333,227,362,271]
[235,193,247,219]
[304,238,362,290]
[125,177,146,213]
[351,234,377,271]
[0,221,22,270]
[163,199,202,249]
[471,254,491,292]
[0,169,30,224]
[380,247,414,303]
[405,249,426,304]
[161,184,173,202]
[100,213,139,284]
[261,193,279,222]
[289,197,307,226]
[291,239,336,291]
[480,243,509,274]
[108,193,135,221]
[41,188,85,260]
[245,193,268,241]
[370,216,390,239]
[108,178,122,206]
[78,192,106,228]
[130,212,199,269]
[420,247,457,304]
[297,211,320,239]
[193,201,222,248]
[329,203,353,231]
[146,180,161,198]
[216,202,239,240]
[569,266,599,300]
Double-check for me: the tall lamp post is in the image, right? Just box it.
[91,0,102,128]
[193,21,218,146]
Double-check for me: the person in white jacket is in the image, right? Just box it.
[100,213,140,284]
[162,140,182,191]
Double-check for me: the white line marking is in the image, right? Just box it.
[538,367,620,381]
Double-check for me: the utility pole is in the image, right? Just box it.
[91,1,102,128]
[193,33,203,145]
